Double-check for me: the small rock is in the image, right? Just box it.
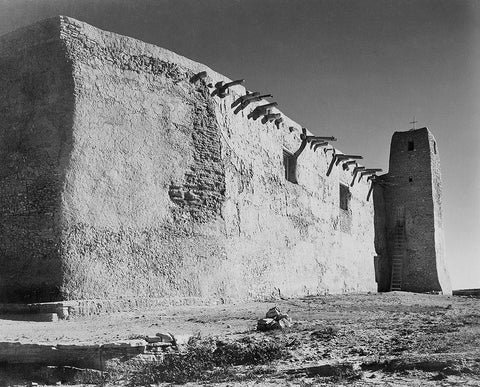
[172,334,194,348]
[259,307,292,331]
[155,333,175,343]
[145,335,164,343]
[266,307,283,319]
[274,316,292,329]
[257,318,276,331]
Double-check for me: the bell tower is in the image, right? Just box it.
[375,127,451,294]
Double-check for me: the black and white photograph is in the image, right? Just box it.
[0,0,479,385]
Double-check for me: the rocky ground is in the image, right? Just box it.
[1,291,480,386]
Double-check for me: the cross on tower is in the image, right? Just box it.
[409,116,418,130]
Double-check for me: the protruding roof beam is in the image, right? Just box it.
[326,154,339,177]
[310,139,324,149]
[231,91,260,108]
[313,142,329,152]
[292,128,308,158]
[233,94,273,114]
[274,117,283,129]
[292,128,336,159]
[300,129,336,141]
[305,135,337,142]
[366,174,380,201]
[353,166,366,174]
[217,79,245,97]
[351,166,366,187]
[261,113,282,124]
[247,102,278,120]
[326,154,363,177]
[343,160,357,170]
[324,147,335,155]
[212,79,245,98]
[358,169,383,182]
[335,154,363,166]
[296,130,337,157]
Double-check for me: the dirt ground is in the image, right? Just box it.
[1,291,480,386]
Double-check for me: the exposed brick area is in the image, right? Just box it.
[168,97,226,222]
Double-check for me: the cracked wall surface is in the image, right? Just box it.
[0,16,376,303]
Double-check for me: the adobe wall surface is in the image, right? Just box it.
[428,130,451,293]
[372,184,390,292]
[0,18,75,302]
[376,128,451,294]
[0,16,376,302]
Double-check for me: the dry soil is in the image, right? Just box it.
[1,291,480,386]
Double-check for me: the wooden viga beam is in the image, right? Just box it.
[231,91,260,108]
[274,117,283,129]
[367,182,374,202]
[313,142,329,152]
[218,79,245,97]
[358,168,383,182]
[309,137,337,149]
[323,147,335,155]
[261,113,282,124]
[350,166,366,186]
[292,128,308,158]
[335,154,363,166]
[342,160,357,170]
[366,174,379,201]
[310,136,337,152]
[190,71,208,83]
[247,102,278,120]
[233,94,273,114]
[212,79,245,98]
[327,154,363,177]
[306,135,337,142]
[327,153,344,176]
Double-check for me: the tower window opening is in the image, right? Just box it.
[283,150,297,184]
[339,183,350,211]
[408,141,414,151]
[433,141,437,154]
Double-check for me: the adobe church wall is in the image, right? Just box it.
[58,18,230,300]
[0,18,75,302]
[215,87,377,298]
[0,17,377,302]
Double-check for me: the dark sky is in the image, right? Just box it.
[1,0,479,288]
